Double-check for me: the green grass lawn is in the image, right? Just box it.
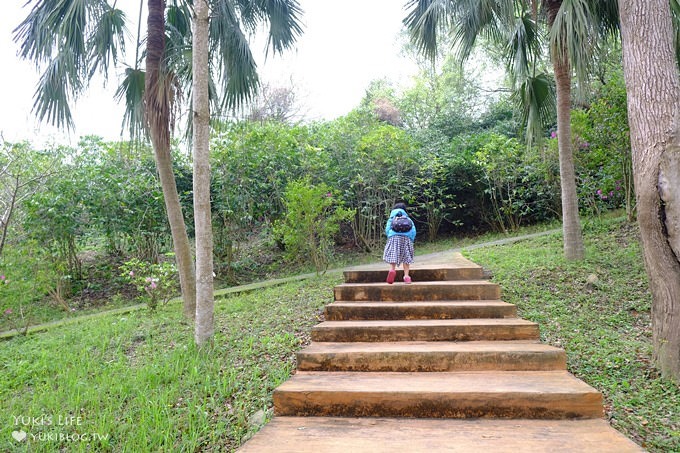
[465,217,679,451]
[1,216,678,451]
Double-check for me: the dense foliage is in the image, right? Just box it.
[0,60,632,325]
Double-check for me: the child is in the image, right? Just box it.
[383,202,416,284]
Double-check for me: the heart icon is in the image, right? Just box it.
[12,430,27,442]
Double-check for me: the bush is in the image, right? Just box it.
[274,179,354,274]
[120,258,180,310]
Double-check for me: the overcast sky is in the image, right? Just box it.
[0,1,417,145]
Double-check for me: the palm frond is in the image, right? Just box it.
[32,53,80,130]
[232,0,259,32]
[512,73,555,148]
[505,11,542,86]
[165,2,193,90]
[210,1,260,110]
[14,0,129,130]
[14,0,71,64]
[167,1,193,38]
[61,0,90,58]
[451,0,514,61]
[550,0,598,86]
[88,6,127,78]
[404,0,453,61]
[257,0,304,56]
[405,0,519,63]
[115,67,147,142]
[590,0,619,37]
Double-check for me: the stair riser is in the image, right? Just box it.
[273,392,603,419]
[325,305,516,320]
[343,268,484,283]
[334,284,501,302]
[311,325,539,342]
[297,351,567,372]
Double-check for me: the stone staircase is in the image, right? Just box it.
[239,254,643,452]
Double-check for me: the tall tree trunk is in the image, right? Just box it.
[145,0,196,319]
[0,176,18,258]
[553,53,585,260]
[619,0,680,379]
[193,0,214,345]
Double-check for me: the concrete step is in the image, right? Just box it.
[273,371,604,419]
[311,319,539,342]
[343,263,485,283]
[325,300,516,320]
[238,417,644,452]
[334,280,501,302]
[297,341,566,372]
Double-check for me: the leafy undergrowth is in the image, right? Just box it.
[0,219,558,333]
[1,274,339,452]
[465,217,679,452]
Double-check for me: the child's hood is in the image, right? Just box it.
[390,208,409,218]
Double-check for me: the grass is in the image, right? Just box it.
[1,215,678,451]
[1,274,340,451]
[464,216,679,451]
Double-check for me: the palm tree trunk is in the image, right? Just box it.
[619,0,680,380]
[193,0,214,345]
[146,0,196,319]
[553,53,585,260]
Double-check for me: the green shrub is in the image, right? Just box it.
[274,179,354,274]
[120,258,179,310]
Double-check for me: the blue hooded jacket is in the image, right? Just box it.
[385,208,416,241]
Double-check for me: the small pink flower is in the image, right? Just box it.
[150,281,157,290]
[145,277,152,283]
[129,271,134,277]
[550,131,557,139]
[0,275,5,281]
[3,308,12,316]
[326,192,333,197]
[596,189,602,195]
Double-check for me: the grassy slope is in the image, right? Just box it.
[1,216,678,451]
[465,217,679,451]
[1,275,341,452]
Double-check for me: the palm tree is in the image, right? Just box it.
[192,0,212,345]
[404,0,618,260]
[13,0,303,320]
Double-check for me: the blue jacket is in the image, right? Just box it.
[385,208,416,241]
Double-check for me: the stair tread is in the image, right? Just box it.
[344,253,482,272]
[301,340,558,354]
[336,280,497,287]
[277,370,599,394]
[315,318,537,328]
[298,341,565,372]
[329,300,513,306]
[238,417,643,452]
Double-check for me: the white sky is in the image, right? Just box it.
[0,1,418,145]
